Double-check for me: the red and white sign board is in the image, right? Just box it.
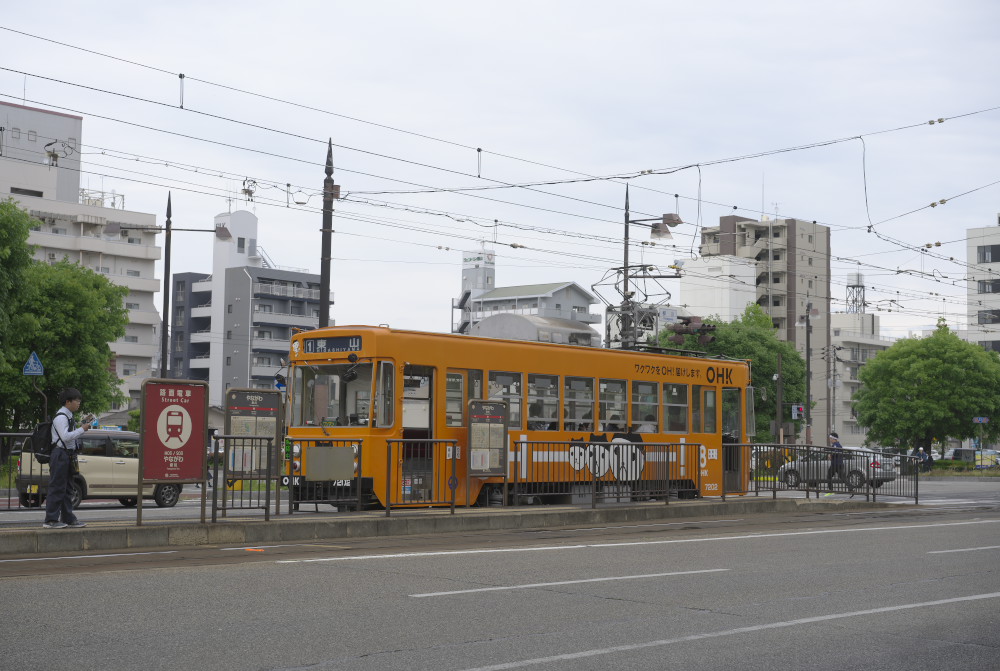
[141,379,208,482]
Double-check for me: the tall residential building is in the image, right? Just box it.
[966,216,1000,352]
[170,210,320,407]
[452,247,601,345]
[0,101,160,413]
[829,312,893,445]
[699,215,832,442]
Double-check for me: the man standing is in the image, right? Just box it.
[825,431,849,496]
[42,388,91,529]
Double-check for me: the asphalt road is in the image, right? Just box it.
[1,480,998,670]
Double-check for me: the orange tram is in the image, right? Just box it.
[283,325,755,508]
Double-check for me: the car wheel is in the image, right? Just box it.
[118,497,138,507]
[69,479,84,509]
[846,471,866,489]
[153,484,181,508]
[783,470,801,488]
[18,492,41,508]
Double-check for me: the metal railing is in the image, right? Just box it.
[210,435,278,522]
[510,441,702,508]
[385,439,457,516]
[742,443,919,503]
[283,439,368,515]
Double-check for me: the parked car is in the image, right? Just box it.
[777,447,897,489]
[16,429,182,509]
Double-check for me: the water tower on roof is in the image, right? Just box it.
[846,272,865,314]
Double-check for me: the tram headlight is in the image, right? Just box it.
[292,459,301,473]
[292,442,302,457]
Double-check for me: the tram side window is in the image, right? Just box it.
[632,381,659,433]
[599,379,627,432]
[664,383,688,433]
[376,362,394,428]
[721,387,742,442]
[489,371,523,429]
[563,377,594,432]
[528,374,559,430]
[446,372,464,427]
[691,385,717,434]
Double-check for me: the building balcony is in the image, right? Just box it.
[251,364,281,379]
[190,304,212,319]
[699,242,721,256]
[192,279,214,292]
[190,330,213,344]
[112,341,157,358]
[252,337,291,353]
[253,311,319,328]
[127,308,160,325]
[253,282,320,301]
[188,356,211,369]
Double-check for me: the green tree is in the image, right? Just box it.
[0,199,36,384]
[0,203,130,431]
[656,304,806,442]
[853,319,1000,450]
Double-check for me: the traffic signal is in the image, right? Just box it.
[666,316,716,345]
[791,403,804,419]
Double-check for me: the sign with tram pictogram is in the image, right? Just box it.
[140,379,208,482]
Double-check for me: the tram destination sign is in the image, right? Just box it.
[300,335,363,354]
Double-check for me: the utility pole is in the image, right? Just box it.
[160,193,172,377]
[775,352,784,444]
[804,301,812,445]
[319,140,335,328]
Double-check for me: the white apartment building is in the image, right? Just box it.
[0,101,160,413]
[171,211,321,408]
[966,216,1000,351]
[699,215,832,443]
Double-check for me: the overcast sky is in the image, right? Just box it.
[3,1,998,337]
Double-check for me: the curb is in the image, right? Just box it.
[0,497,898,557]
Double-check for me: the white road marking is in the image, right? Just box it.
[410,568,729,598]
[459,592,1000,671]
[568,519,744,531]
[0,550,177,563]
[276,519,1000,564]
[927,545,1000,554]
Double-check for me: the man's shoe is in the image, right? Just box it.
[66,520,87,528]
[42,521,68,529]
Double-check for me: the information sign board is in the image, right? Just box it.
[468,400,508,477]
[140,379,208,482]
[225,388,283,475]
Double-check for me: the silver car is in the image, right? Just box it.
[778,447,898,489]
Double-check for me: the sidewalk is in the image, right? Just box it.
[0,496,896,557]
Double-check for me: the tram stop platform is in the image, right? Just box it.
[0,495,899,557]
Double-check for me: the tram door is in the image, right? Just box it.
[721,387,744,494]
[402,365,434,502]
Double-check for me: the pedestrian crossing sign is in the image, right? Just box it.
[22,352,44,376]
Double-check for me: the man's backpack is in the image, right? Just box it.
[28,419,57,464]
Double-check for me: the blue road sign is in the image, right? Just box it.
[22,352,44,376]
[973,417,989,424]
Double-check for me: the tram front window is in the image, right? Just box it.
[292,363,374,427]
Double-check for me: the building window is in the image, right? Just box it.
[980,341,1000,353]
[978,280,1000,293]
[807,234,813,243]
[176,280,186,292]
[27,131,37,142]
[257,304,273,313]
[126,302,140,310]
[127,237,141,244]
[10,128,19,139]
[96,266,110,274]
[124,335,139,343]
[978,310,1000,325]
[52,227,67,235]
[11,186,43,197]
[238,237,246,253]
[226,357,231,365]
[227,304,232,314]
[808,257,813,266]
[122,363,137,376]
[977,245,1000,264]
[127,269,140,277]
[226,330,232,340]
